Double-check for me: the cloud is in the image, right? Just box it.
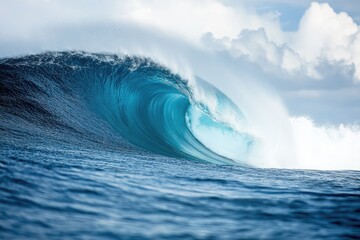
[204,2,360,83]
[0,0,359,123]
[0,0,287,45]
[292,2,360,80]
[112,0,286,43]
[2,0,358,83]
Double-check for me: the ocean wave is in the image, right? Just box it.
[0,51,253,164]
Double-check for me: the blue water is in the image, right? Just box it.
[1,52,360,239]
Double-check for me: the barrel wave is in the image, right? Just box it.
[0,51,253,164]
[2,52,360,240]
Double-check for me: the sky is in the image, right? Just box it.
[1,0,360,169]
[0,0,360,124]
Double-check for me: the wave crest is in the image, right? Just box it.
[0,51,253,164]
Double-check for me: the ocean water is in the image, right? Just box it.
[1,52,360,239]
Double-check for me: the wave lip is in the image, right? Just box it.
[90,53,253,164]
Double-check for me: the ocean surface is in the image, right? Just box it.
[1,52,359,239]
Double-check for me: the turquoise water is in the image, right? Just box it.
[1,52,359,239]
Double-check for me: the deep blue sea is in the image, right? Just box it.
[1,52,360,239]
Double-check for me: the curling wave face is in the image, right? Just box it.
[0,52,253,164]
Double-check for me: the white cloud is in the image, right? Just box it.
[1,1,359,81]
[203,2,360,82]
[281,48,302,73]
[0,0,287,45]
[111,0,287,44]
[231,29,281,65]
[293,3,357,61]
[291,2,360,80]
